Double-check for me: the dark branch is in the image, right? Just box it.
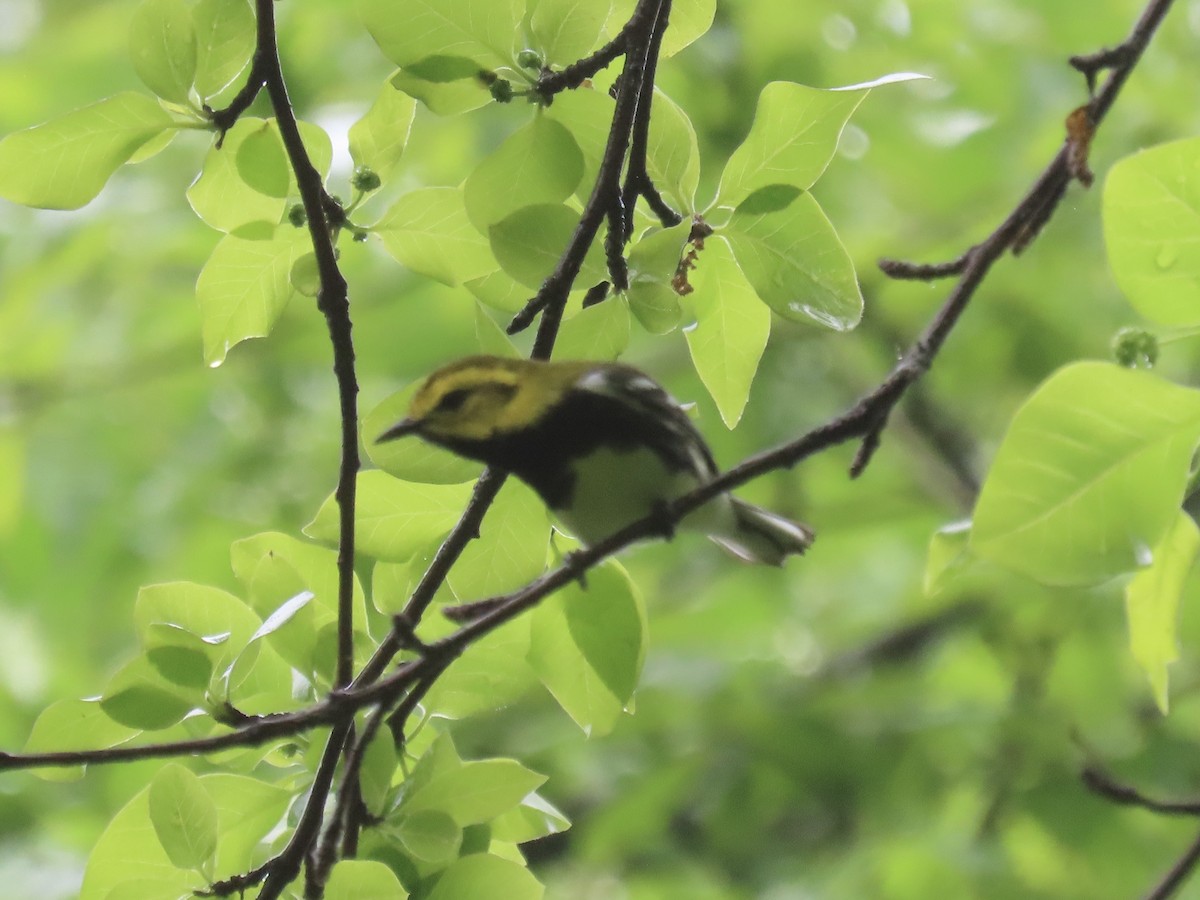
[1083,767,1200,817]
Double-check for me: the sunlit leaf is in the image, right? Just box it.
[129,0,197,104]
[1125,512,1199,713]
[1104,137,1200,326]
[972,362,1200,586]
[148,764,218,871]
[0,93,174,210]
[685,236,770,427]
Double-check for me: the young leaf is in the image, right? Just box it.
[685,236,770,427]
[464,117,585,231]
[192,0,255,99]
[490,793,571,843]
[426,853,543,900]
[390,67,492,116]
[717,81,865,206]
[531,0,611,64]
[553,294,632,361]
[376,187,498,286]
[972,363,1200,586]
[0,93,174,210]
[134,582,261,666]
[645,90,700,213]
[924,520,973,596]
[424,615,537,718]
[129,0,197,104]
[528,562,645,735]
[447,479,549,601]
[325,860,409,900]
[625,223,690,333]
[1125,512,1199,713]
[724,185,862,330]
[231,531,368,621]
[1104,137,1200,326]
[359,0,521,70]
[100,657,197,731]
[489,203,607,290]
[195,232,302,366]
[81,788,198,899]
[203,774,291,877]
[23,699,139,782]
[148,764,219,872]
[306,470,474,561]
[403,758,547,825]
[186,118,287,235]
[392,809,463,865]
[349,80,418,182]
[360,729,400,817]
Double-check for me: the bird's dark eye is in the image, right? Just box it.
[436,388,470,412]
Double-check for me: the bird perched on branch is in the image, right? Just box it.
[377,355,814,564]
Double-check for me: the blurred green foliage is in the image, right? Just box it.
[2,0,1200,897]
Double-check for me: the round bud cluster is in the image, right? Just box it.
[1111,327,1159,368]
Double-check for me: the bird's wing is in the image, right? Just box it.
[572,365,719,479]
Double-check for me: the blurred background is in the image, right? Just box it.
[2,0,1200,896]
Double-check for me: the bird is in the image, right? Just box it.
[376,355,814,564]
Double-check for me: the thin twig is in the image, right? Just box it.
[1083,767,1200,817]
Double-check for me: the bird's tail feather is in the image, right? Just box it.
[708,498,815,566]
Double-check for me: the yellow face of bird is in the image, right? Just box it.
[400,356,587,442]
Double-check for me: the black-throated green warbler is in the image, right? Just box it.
[377,355,814,564]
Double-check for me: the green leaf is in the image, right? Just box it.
[349,79,417,182]
[0,93,174,210]
[195,232,302,366]
[81,788,197,900]
[0,427,23,536]
[192,0,254,99]
[1104,137,1200,326]
[134,582,261,669]
[490,203,606,290]
[186,118,287,235]
[490,793,571,843]
[231,531,365,620]
[1125,512,1199,713]
[625,223,689,333]
[426,853,543,900]
[23,699,139,782]
[448,480,549,601]
[144,624,217,689]
[307,470,474,561]
[148,764,219,871]
[725,185,862,330]
[475,302,521,356]
[717,81,866,206]
[129,0,197,104]
[405,758,547,825]
[531,0,611,64]
[197,775,290,878]
[555,294,631,360]
[392,809,462,864]
[360,729,399,817]
[972,362,1200,586]
[425,616,537,718]
[546,87,611,194]
[236,123,290,198]
[684,236,770,427]
[100,657,196,731]
[924,520,973,596]
[389,67,492,116]
[376,187,498,286]
[464,116,584,231]
[645,90,699,213]
[528,562,645,735]
[326,860,409,899]
[359,0,521,70]
[365,387,485,484]
[466,268,532,314]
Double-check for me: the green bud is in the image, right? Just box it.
[287,203,307,227]
[1111,327,1158,368]
[489,78,514,103]
[516,49,544,70]
[352,166,381,193]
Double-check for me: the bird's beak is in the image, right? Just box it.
[376,418,421,443]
